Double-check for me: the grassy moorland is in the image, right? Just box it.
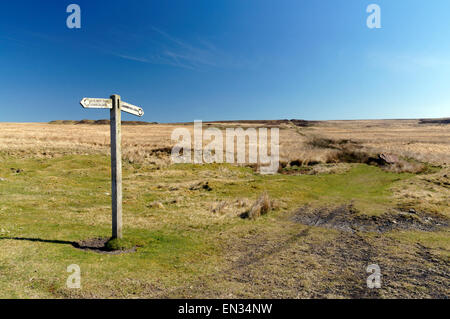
[0,120,448,298]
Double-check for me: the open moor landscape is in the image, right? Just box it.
[0,118,448,298]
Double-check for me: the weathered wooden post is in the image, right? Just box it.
[80,95,144,240]
[110,94,122,239]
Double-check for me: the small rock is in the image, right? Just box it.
[156,202,165,209]
[423,217,433,223]
[149,201,164,209]
[378,153,399,165]
[0,177,6,182]
[408,208,417,214]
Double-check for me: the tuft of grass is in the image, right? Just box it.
[246,192,272,219]
[211,201,228,214]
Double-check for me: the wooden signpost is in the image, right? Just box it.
[80,95,144,239]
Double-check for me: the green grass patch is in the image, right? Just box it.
[0,154,426,298]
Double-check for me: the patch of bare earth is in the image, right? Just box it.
[292,204,447,233]
[73,238,136,254]
[159,205,449,298]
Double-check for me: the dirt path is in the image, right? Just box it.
[157,210,449,298]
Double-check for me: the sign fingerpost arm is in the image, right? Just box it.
[110,94,122,239]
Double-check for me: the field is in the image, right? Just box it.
[0,119,449,298]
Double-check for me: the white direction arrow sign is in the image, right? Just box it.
[121,101,144,117]
[80,97,144,117]
[80,98,112,109]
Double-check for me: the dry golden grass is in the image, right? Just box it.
[391,166,450,217]
[246,192,272,219]
[0,119,448,167]
[0,123,176,166]
[306,120,450,165]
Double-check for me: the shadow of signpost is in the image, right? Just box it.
[0,236,76,246]
[0,236,135,255]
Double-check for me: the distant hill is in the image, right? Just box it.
[204,119,317,127]
[49,119,158,125]
[419,118,450,124]
[49,119,317,127]
[169,119,318,127]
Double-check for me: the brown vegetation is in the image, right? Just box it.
[241,192,273,219]
[0,119,448,170]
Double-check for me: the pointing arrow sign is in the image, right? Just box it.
[80,98,112,109]
[121,101,144,117]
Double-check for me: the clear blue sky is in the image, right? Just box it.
[1,0,449,122]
